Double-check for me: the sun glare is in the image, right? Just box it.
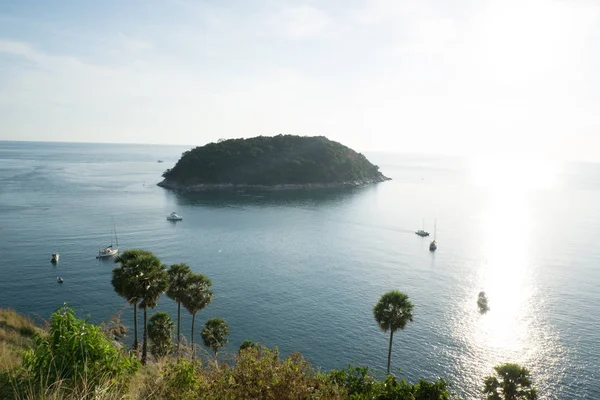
[468,157,554,352]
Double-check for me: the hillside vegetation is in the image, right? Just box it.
[159,135,389,189]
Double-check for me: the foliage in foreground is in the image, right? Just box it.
[483,363,538,400]
[329,365,453,400]
[0,306,541,400]
[17,305,139,397]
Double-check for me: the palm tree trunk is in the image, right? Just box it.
[177,301,181,357]
[191,312,196,359]
[142,307,148,365]
[133,302,139,352]
[387,329,394,375]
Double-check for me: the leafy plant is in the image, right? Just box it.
[148,312,174,359]
[201,318,229,367]
[483,363,538,400]
[19,305,138,394]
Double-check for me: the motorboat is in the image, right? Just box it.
[478,291,490,312]
[97,218,119,259]
[51,253,59,263]
[166,212,183,221]
[415,219,429,237]
[57,276,64,284]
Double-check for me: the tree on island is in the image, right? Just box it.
[113,249,153,352]
[483,363,538,400]
[201,318,229,368]
[148,311,175,359]
[373,290,414,375]
[166,263,193,357]
[133,252,169,365]
[181,273,214,359]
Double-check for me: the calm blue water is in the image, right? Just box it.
[0,141,599,399]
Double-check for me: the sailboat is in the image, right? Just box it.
[96,219,119,259]
[429,220,437,251]
[415,219,430,237]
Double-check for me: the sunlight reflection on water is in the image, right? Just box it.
[450,158,570,398]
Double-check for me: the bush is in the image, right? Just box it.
[18,305,139,396]
[328,365,452,400]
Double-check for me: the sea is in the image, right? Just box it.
[0,140,599,399]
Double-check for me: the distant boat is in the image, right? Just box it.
[97,218,119,259]
[157,160,164,163]
[57,276,64,284]
[51,253,59,263]
[478,291,490,312]
[429,220,437,251]
[415,219,430,237]
[166,212,183,221]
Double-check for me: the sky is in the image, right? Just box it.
[0,0,599,161]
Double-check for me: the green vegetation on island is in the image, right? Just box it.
[0,249,540,399]
[159,135,390,191]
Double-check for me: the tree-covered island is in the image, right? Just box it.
[158,135,390,192]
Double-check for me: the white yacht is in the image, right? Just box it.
[97,219,119,259]
[166,212,183,221]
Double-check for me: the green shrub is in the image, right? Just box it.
[161,359,203,400]
[328,365,452,400]
[18,305,139,395]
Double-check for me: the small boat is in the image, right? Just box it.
[415,219,429,237]
[97,218,119,259]
[57,276,64,284]
[51,253,59,263]
[478,291,490,312]
[166,212,183,221]
[429,220,437,251]
[157,160,164,163]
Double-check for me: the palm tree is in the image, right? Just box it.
[201,318,229,368]
[148,311,175,359]
[134,252,169,365]
[373,290,414,375]
[112,249,152,352]
[181,273,213,358]
[166,263,192,356]
[483,363,538,400]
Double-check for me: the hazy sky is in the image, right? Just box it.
[0,0,599,161]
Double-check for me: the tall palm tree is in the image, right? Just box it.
[134,253,169,365]
[181,273,213,358]
[166,263,192,356]
[112,249,151,352]
[483,363,538,400]
[373,290,414,375]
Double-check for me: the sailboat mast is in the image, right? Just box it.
[112,217,118,248]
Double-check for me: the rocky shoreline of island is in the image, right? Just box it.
[157,175,391,193]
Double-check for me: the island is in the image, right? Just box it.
[158,135,391,192]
